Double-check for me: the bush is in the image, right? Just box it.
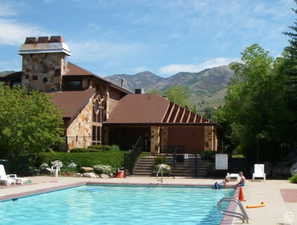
[154,156,167,165]
[40,150,126,170]
[124,151,150,173]
[93,164,114,175]
[289,174,297,183]
[154,164,171,176]
[70,145,122,152]
[200,150,216,160]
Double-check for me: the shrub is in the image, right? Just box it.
[93,164,114,175]
[124,151,149,173]
[71,145,122,152]
[154,164,171,176]
[200,150,216,161]
[154,156,167,165]
[289,174,297,183]
[40,150,126,170]
[88,145,111,151]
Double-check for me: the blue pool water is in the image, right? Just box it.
[0,185,234,225]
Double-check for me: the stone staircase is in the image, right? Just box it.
[170,158,212,177]
[133,155,213,177]
[133,156,155,176]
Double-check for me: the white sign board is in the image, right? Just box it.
[215,154,228,170]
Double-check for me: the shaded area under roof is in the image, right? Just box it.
[48,88,95,119]
[105,94,214,125]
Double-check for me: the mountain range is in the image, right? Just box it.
[0,65,234,109]
[106,65,234,109]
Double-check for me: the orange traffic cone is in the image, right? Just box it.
[239,187,246,201]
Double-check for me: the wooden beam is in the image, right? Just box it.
[173,105,181,123]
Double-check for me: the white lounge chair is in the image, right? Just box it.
[252,164,266,181]
[226,173,240,181]
[0,164,16,185]
[0,164,28,185]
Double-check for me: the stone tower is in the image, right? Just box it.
[19,36,71,92]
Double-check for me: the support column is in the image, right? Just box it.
[150,126,161,155]
[160,127,168,153]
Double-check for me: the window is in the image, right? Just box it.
[67,80,82,89]
[92,126,101,145]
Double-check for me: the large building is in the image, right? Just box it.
[0,36,218,154]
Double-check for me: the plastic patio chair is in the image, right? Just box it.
[252,164,266,181]
[0,164,16,185]
[0,164,28,185]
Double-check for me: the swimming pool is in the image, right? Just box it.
[0,185,234,225]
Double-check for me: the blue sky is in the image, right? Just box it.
[0,0,295,77]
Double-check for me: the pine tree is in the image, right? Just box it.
[284,0,297,109]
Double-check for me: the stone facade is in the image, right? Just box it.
[150,126,161,155]
[204,125,218,151]
[22,53,67,92]
[66,96,93,149]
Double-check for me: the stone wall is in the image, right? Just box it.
[22,53,66,92]
[150,126,161,155]
[66,96,93,150]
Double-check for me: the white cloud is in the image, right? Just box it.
[0,19,45,45]
[159,57,237,75]
[0,3,46,46]
[69,40,146,62]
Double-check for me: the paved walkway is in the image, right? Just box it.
[0,176,296,225]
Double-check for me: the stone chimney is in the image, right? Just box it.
[19,36,71,92]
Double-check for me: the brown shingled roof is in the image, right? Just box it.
[63,62,131,94]
[63,62,94,76]
[48,88,95,120]
[105,94,214,125]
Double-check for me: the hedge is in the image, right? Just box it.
[289,174,297,183]
[71,145,121,152]
[40,150,126,169]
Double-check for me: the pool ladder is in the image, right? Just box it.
[217,197,249,223]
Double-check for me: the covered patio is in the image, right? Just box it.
[103,94,218,154]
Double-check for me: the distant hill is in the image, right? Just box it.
[106,65,234,109]
[0,71,15,78]
[0,66,234,109]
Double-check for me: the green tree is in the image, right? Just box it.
[163,85,191,107]
[146,88,162,95]
[215,44,293,162]
[148,86,202,114]
[0,85,64,171]
[284,0,297,110]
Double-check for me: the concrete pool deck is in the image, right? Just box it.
[0,176,296,225]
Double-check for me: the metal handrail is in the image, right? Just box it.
[217,197,249,223]
[124,136,143,174]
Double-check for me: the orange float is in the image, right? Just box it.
[246,202,266,209]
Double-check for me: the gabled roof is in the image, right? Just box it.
[105,94,214,125]
[63,62,131,94]
[48,88,95,120]
[63,62,93,76]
